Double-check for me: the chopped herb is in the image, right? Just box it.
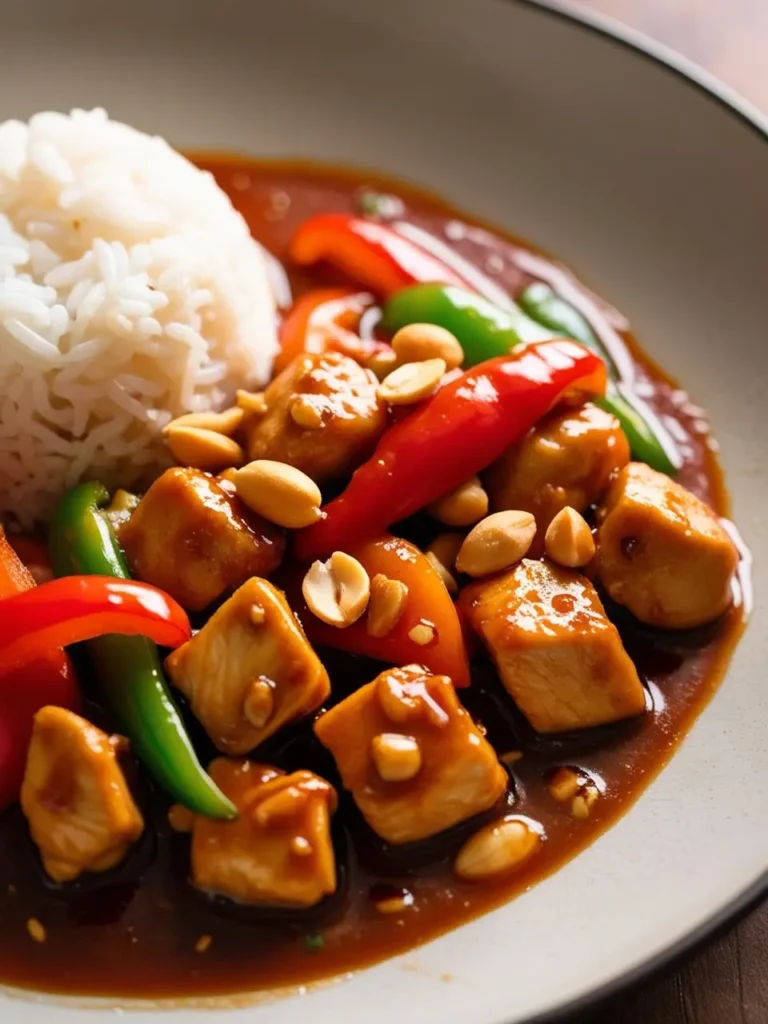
[303,932,325,953]
[357,190,405,220]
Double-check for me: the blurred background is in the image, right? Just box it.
[576,0,768,110]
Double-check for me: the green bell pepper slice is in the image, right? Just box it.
[50,481,237,820]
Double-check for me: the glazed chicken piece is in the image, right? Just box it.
[20,707,144,883]
[484,403,629,548]
[315,665,506,845]
[243,351,388,483]
[187,759,337,907]
[460,559,646,734]
[165,578,330,755]
[595,462,739,629]
[120,467,284,611]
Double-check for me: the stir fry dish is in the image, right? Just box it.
[0,110,749,999]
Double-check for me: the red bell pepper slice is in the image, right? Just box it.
[276,287,390,373]
[296,339,607,561]
[0,529,80,812]
[290,213,471,297]
[286,534,470,689]
[0,575,191,676]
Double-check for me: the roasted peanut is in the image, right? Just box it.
[367,574,409,638]
[391,323,464,370]
[456,510,536,577]
[303,551,371,627]
[426,532,464,595]
[166,425,245,473]
[408,622,436,646]
[545,506,596,568]
[289,394,325,429]
[164,406,244,437]
[378,358,446,405]
[236,389,268,416]
[428,475,489,527]
[243,677,275,729]
[371,733,422,782]
[454,816,543,882]
[234,459,322,529]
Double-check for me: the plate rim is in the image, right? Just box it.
[511,5,768,1020]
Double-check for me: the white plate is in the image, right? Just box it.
[0,1,766,1021]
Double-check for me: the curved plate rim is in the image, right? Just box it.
[511,7,768,1022]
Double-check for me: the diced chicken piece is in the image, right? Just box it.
[243,352,388,483]
[121,467,284,612]
[595,462,739,629]
[20,707,144,883]
[485,403,629,547]
[166,578,330,754]
[460,559,646,734]
[314,665,506,845]
[189,759,337,907]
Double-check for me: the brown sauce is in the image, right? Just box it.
[0,158,747,1000]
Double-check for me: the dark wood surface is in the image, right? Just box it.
[569,3,768,1021]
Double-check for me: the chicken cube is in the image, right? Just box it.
[166,578,330,754]
[460,559,646,734]
[595,462,739,629]
[485,403,629,547]
[314,665,506,845]
[243,352,387,483]
[20,707,144,883]
[189,759,337,907]
[121,467,284,612]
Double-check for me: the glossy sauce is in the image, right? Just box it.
[0,159,747,1000]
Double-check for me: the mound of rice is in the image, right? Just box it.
[0,108,277,527]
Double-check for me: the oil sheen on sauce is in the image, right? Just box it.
[0,158,748,1000]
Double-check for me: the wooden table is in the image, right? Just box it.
[566,10,768,1023]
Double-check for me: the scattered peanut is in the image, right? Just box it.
[366,349,398,379]
[249,603,266,627]
[195,934,213,954]
[243,677,275,729]
[456,510,537,577]
[426,532,463,595]
[289,394,325,429]
[571,784,600,820]
[166,425,245,473]
[234,459,322,529]
[547,766,585,803]
[303,551,371,627]
[391,323,464,370]
[454,816,544,882]
[164,406,244,437]
[168,804,196,833]
[428,475,489,528]
[545,506,596,568]
[371,733,422,782]
[26,918,47,944]
[500,750,524,767]
[236,389,268,416]
[378,358,446,405]
[367,574,409,637]
[408,622,436,646]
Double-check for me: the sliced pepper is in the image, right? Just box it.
[290,214,470,296]
[0,528,79,812]
[295,339,607,561]
[286,535,470,688]
[50,481,237,820]
[0,575,191,675]
[381,282,553,363]
[276,287,388,373]
[519,282,680,474]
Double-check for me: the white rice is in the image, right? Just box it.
[0,108,277,527]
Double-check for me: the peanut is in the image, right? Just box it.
[454,815,543,882]
[371,733,422,782]
[391,323,463,370]
[165,425,244,472]
[456,510,536,577]
[428,475,488,527]
[303,551,371,627]
[378,358,446,405]
[367,574,409,638]
[544,506,596,568]
[234,459,321,529]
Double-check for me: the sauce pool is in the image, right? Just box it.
[0,157,747,1000]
